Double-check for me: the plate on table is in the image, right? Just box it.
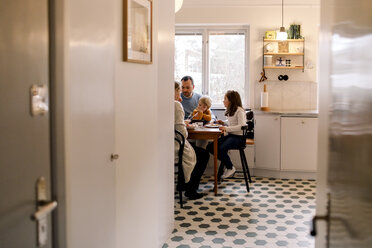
[204,123,221,128]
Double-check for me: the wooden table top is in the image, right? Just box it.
[188,127,222,134]
[187,127,223,139]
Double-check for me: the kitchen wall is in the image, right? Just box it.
[176,2,320,110]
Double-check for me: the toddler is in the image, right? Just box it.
[191,96,212,123]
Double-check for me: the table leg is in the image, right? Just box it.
[214,137,218,195]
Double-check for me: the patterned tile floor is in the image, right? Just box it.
[163,176,316,248]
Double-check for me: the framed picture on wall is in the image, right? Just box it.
[123,0,152,64]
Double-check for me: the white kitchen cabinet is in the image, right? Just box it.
[255,115,281,170]
[281,117,318,171]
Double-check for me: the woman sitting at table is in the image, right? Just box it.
[206,90,247,179]
[174,82,210,200]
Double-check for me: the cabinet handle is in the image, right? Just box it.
[301,121,305,124]
[274,117,278,120]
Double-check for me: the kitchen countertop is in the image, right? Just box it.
[254,109,318,117]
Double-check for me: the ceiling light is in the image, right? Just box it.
[277,0,287,40]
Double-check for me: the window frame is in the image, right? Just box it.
[175,24,250,108]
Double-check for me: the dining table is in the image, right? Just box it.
[187,126,223,195]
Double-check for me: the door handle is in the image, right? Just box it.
[31,201,58,221]
[310,214,329,236]
[31,177,57,247]
[311,193,331,248]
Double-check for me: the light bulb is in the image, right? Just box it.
[277,27,287,40]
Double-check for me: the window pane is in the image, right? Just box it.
[209,33,245,106]
[174,34,202,93]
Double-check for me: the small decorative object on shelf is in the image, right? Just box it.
[288,24,302,39]
[276,57,285,66]
[278,75,289,81]
[265,31,276,39]
[264,43,274,52]
[285,59,291,67]
[264,55,273,66]
[278,41,289,53]
[259,69,268,82]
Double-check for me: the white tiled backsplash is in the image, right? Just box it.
[255,81,318,110]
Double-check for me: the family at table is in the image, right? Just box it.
[174,75,247,200]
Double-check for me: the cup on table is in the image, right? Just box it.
[192,120,203,128]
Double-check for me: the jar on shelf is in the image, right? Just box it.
[264,55,273,66]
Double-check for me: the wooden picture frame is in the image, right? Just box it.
[123,0,152,64]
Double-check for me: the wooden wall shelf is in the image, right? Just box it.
[264,39,304,42]
[263,37,305,72]
[264,66,304,70]
[264,52,304,56]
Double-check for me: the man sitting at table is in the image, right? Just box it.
[180,75,201,119]
[180,75,216,121]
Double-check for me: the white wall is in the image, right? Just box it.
[62,0,174,247]
[176,4,320,110]
[115,0,174,247]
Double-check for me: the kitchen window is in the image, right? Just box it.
[175,25,250,108]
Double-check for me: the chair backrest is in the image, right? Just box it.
[174,130,186,187]
[175,130,185,164]
[244,109,254,139]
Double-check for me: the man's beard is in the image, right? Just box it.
[183,92,192,97]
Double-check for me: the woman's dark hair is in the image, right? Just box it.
[181,75,194,86]
[225,90,243,117]
[175,81,180,90]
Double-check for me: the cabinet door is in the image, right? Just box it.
[255,115,281,170]
[281,117,318,171]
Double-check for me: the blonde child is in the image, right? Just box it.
[191,96,212,123]
[190,96,212,148]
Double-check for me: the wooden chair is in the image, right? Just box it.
[175,130,186,208]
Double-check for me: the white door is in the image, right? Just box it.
[315,0,372,247]
[0,0,54,247]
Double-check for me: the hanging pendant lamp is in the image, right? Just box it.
[175,0,183,13]
[277,0,287,40]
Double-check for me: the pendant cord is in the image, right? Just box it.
[282,0,284,27]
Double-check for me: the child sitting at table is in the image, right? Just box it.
[191,96,212,124]
[206,90,247,180]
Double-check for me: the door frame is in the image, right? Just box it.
[49,0,67,246]
[315,0,332,247]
